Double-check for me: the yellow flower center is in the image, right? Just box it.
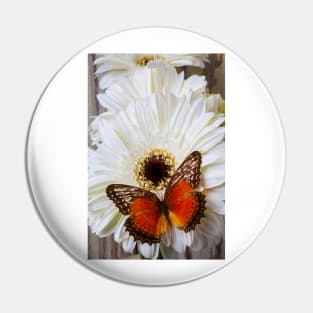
[136,55,166,66]
[133,149,176,190]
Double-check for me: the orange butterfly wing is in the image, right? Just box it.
[165,151,206,232]
[106,184,168,244]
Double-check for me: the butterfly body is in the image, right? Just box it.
[106,151,206,245]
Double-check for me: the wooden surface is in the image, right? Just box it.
[88,54,225,259]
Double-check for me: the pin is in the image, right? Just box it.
[26,28,285,285]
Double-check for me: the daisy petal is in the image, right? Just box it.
[122,236,136,253]
[99,71,126,89]
[171,227,187,253]
[114,215,129,243]
[161,227,171,247]
[204,185,225,214]
[202,142,225,166]
[190,230,204,251]
[185,230,194,247]
[202,160,225,188]
[138,243,160,259]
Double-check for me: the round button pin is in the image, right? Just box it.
[26,28,285,285]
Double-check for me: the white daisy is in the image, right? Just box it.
[97,63,207,114]
[88,92,225,258]
[94,54,209,89]
[89,63,207,145]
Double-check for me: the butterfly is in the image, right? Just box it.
[106,151,206,245]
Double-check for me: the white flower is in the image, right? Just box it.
[94,54,209,89]
[88,92,225,258]
[89,63,207,145]
[97,63,207,113]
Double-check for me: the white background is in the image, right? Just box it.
[0,1,311,312]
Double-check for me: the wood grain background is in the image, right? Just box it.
[88,54,225,259]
